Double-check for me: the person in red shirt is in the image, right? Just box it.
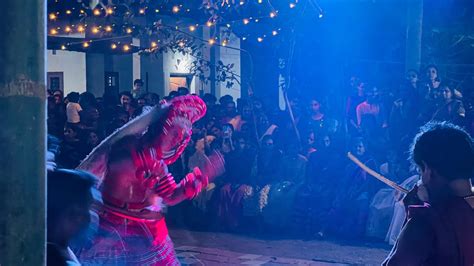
[383,121,474,266]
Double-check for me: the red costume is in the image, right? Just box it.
[75,95,223,265]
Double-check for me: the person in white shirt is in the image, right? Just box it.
[66,92,82,124]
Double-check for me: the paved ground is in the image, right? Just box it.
[170,229,391,265]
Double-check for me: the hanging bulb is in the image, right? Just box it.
[49,13,57,20]
[61,45,67,50]
[172,6,180,13]
[111,43,117,49]
[105,25,112,32]
[257,37,263,42]
[64,26,72,33]
[243,18,250,25]
[93,9,101,16]
[83,42,90,48]
[208,39,216,45]
[189,25,196,32]
[123,44,130,51]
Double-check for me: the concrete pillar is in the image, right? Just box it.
[0,0,46,265]
[86,53,105,97]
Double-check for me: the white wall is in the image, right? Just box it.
[47,50,86,95]
[216,32,241,100]
[162,50,196,95]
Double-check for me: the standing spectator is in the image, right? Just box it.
[131,79,144,98]
[48,90,67,137]
[66,92,82,126]
[346,80,366,135]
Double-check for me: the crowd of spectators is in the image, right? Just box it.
[47,65,474,243]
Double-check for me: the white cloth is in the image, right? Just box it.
[385,175,419,245]
[66,102,82,123]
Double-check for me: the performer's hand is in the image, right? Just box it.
[402,185,423,211]
[181,167,209,200]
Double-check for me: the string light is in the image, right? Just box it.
[318,12,323,18]
[289,3,296,8]
[139,9,145,14]
[208,38,215,45]
[178,41,185,47]
[105,25,112,32]
[222,39,228,46]
[257,37,263,42]
[49,13,57,20]
[93,9,101,16]
[258,0,263,3]
[77,25,85,32]
[189,25,196,32]
[65,10,72,15]
[269,11,277,18]
[206,21,213,27]
[155,9,160,13]
[172,6,180,13]
[123,44,130,51]
[50,29,58,35]
[64,26,72,33]
[242,37,247,40]
[151,41,158,48]
[106,8,114,15]
[272,30,278,36]
[61,45,66,50]
[243,18,250,25]
[92,27,100,34]
[83,42,90,48]
[126,28,133,34]
[111,43,117,49]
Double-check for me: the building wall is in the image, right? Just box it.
[46,31,241,100]
[162,50,197,95]
[47,50,86,95]
[216,32,241,101]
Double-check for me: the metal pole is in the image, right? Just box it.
[0,0,46,265]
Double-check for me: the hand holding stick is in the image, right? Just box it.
[347,152,409,194]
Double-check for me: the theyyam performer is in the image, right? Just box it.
[74,95,224,265]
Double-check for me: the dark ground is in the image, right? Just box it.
[170,228,391,265]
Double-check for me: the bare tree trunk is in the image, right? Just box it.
[0,0,46,265]
[405,0,424,72]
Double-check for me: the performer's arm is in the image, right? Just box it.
[156,167,208,206]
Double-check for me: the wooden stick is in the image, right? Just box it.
[347,152,409,194]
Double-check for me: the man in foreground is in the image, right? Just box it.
[47,169,96,266]
[383,121,474,265]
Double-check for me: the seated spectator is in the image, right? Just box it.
[57,125,86,168]
[47,169,96,266]
[144,92,160,106]
[330,137,379,238]
[432,83,465,125]
[118,91,136,118]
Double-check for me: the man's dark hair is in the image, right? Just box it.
[134,79,144,86]
[66,92,80,103]
[410,121,474,180]
[47,169,96,227]
[177,87,189,96]
[119,91,133,99]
